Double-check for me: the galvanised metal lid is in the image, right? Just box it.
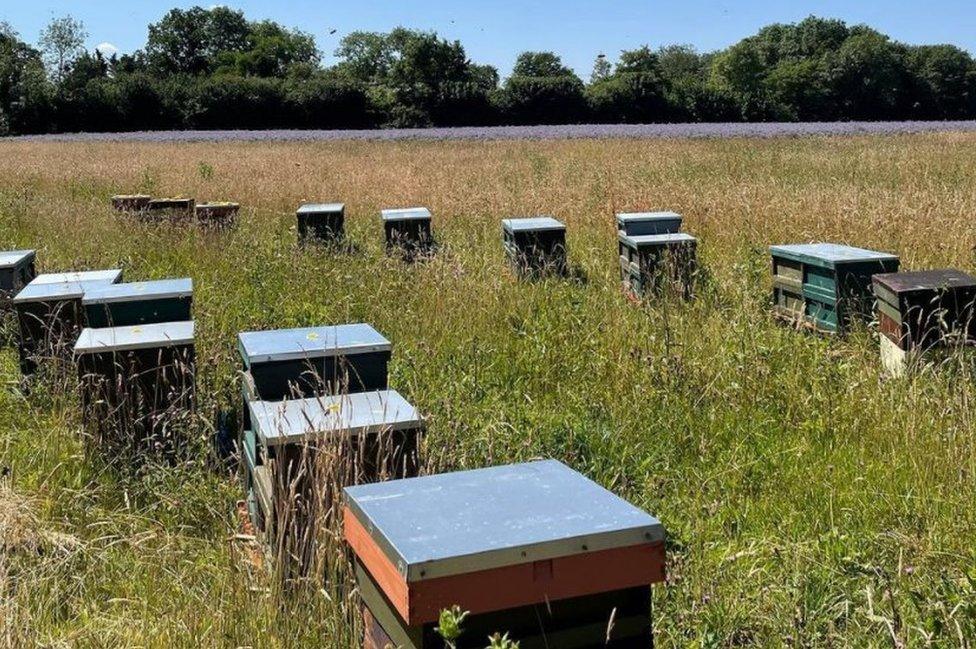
[873,269,976,294]
[0,250,35,269]
[82,278,192,305]
[249,389,421,447]
[616,211,682,224]
[344,459,665,582]
[769,243,897,268]
[619,232,697,247]
[74,320,194,354]
[13,273,123,303]
[29,270,123,285]
[381,207,431,222]
[502,216,566,233]
[237,323,391,364]
[297,202,345,214]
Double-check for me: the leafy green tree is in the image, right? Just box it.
[827,30,910,119]
[590,54,612,83]
[38,15,87,83]
[144,6,250,76]
[906,44,976,118]
[0,26,52,133]
[512,51,574,78]
[588,46,669,122]
[216,21,318,77]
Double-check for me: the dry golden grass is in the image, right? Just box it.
[0,133,975,647]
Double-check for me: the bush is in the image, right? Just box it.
[588,73,670,123]
[499,76,589,125]
[189,76,286,129]
[283,78,373,129]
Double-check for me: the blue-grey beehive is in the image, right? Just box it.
[770,243,899,333]
[83,278,192,328]
[345,459,666,648]
[616,211,682,237]
[297,202,345,244]
[244,389,422,534]
[0,250,36,303]
[381,207,434,253]
[13,270,123,376]
[75,321,195,462]
[502,216,568,277]
[619,232,698,299]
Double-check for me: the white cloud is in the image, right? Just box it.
[95,42,118,57]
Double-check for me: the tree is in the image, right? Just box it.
[144,6,250,76]
[906,45,976,118]
[588,46,669,123]
[38,15,87,83]
[0,28,52,133]
[827,30,910,119]
[590,54,612,83]
[216,21,319,77]
[512,51,574,78]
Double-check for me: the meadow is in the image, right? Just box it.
[0,133,975,647]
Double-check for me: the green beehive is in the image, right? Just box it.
[619,232,697,299]
[83,278,192,328]
[770,243,899,333]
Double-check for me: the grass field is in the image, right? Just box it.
[1,134,975,648]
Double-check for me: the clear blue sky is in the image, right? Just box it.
[4,1,976,77]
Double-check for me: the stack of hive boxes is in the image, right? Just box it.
[72,278,195,462]
[617,211,697,298]
[873,269,976,375]
[345,460,666,648]
[13,269,123,376]
[502,217,568,277]
[237,323,423,547]
[770,243,899,333]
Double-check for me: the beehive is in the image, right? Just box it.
[872,270,976,375]
[381,208,433,252]
[501,217,567,276]
[146,198,195,221]
[195,202,239,228]
[345,460,666,649]
[619,232,698,298]
[75,321,195,461]
[0,250,36,303]
[238,323,391,403]
[770,243,899,333]
[112,195,151,212]
[297,203,345,244]
[83,278,192,328]
[245,389,422,535]
[13,270,123,375]
[616,211,682,237]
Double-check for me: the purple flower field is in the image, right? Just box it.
[9,121,976,143]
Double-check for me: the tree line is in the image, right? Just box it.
[2,8,975,134]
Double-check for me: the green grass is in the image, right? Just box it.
[0,135,975,647]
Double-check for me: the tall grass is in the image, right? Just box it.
[0,134,974,646]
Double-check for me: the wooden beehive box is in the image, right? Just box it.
[616,211,682,237]
[112,195,151,212]
[75,321,196,461]
[146,198,195,221]
[501,217,567,277]
[873,269,976,351]
[381,208,433,252]
[0,250,36,303]
[83,278,192,328]
[770,243,899,333]
[619,232,697,298]
[344,460,666,649]
[245,389,422,535]
[195,202,239,229]
[297,203,345,244]
[13,270,123,375]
